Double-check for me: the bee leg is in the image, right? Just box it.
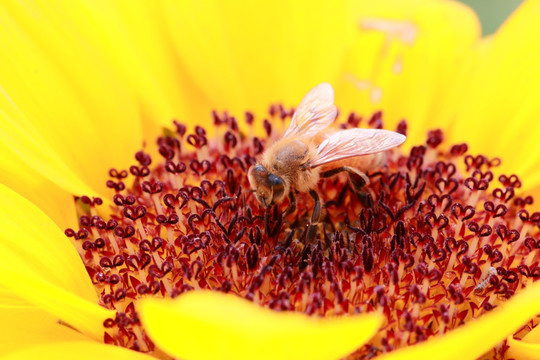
[307,189,321,241]
[321,166,369,189]
[310,190,322,223]
[264,207,271,237]
[320,166,348,178]
[321,166,373,207]
[283,191,297,218]
[344,168,373,207]
[356,191,374,208]
[336,167,372,206]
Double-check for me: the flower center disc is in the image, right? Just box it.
[66,109,540,358]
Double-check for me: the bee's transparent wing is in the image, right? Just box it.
[309,128,406,168]
[283,83,337,138]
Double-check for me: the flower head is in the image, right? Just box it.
[1,0,540,359]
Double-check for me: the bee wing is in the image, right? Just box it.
[283,83,337,138]
[309,128,406,168]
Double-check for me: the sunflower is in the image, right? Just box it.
[1,0,540,359]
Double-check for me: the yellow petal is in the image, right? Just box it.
[0,92,97,198]
[36,0,212,139]
[0,303,90,355]
[507,324,540,360]
[0,184,112,340]
[162,0,354,120]
[0,1,142,196]
[138,291,383,360]
[0,141,77,229]
[1,273,110,342]
[376,281,540,360]
[448,0,540,191]
[1,341,156,360]
[0,285,31,308]
[336,0,480,146]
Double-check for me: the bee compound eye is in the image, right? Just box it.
[268,174,285,200]
[249,164,271,185]
[254,164,267,175]
[248,165,265,188]
[268,174,283,187]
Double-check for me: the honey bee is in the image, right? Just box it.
[248,83,406,236]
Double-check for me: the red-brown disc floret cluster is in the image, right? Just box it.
[66,108,539,358]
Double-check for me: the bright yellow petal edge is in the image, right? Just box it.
[0,306,90,355]
[1,341,156,360]
[0,183,113,340]
[377,281,540,360]
[138,290,383,360]
[507,315,540,360]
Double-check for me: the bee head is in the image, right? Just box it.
[248,164,286,207]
